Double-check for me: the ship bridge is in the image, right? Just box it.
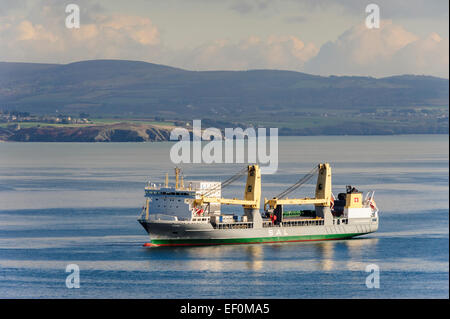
[143,168,221,220]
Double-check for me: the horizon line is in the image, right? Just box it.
[0,59,448,80]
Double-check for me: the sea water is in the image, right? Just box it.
[0,135,448,298]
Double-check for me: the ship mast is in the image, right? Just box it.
[175,167,180,189]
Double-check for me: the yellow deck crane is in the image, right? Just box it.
[264,163,334,225]
[193,164,264,227]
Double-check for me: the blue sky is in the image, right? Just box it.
[0,0,448,77]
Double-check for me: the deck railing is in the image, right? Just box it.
[213,222,254,229]
[280,219,325,227]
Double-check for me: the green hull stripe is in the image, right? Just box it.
[149,232,365,246]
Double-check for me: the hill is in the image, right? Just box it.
[0,122,172,142]
[0,59,448,136]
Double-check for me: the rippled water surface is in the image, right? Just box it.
[0,135,448,298]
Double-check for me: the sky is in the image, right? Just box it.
[0,0,448,78]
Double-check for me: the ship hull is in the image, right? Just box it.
[139,218,378,247]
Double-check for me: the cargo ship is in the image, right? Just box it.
[138,164,379,247]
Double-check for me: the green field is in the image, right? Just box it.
[0,122,87,128]
[89,118,175,126]
[0,119,175,129]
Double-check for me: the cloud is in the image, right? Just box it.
[16,20,58,42]
[391,33,449,77]
[292,0,449,19]
[0,1,447,78]
[0,1,162,63]
[284,15,307,24]
[226,0,448,20]
[168,35,319,71]
[304,21,449,78]
[229,0,271,14]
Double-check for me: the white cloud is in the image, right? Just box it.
[0,2,447,78]
[390,33,449,77]
[304,21,449,78]
[169,35,319,71]
[0,3,161,63]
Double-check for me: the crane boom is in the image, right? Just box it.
[276,166,318,198]
[193,165,261,210]
[264,163,332,210]
[196,197,258,206]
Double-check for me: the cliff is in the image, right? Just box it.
[0,123,173,142]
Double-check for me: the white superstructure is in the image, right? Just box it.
[144,180,221,220]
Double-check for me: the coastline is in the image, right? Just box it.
[0,123,448,142]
